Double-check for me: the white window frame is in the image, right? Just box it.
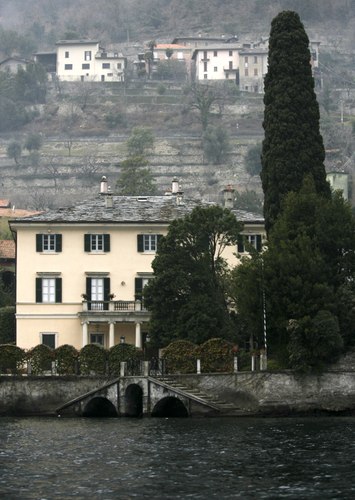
[84,51,92,61]
[41,332,57,348]
[91,234,104,252]
[143,234,158,252]
[42,234,56,252]
[42,278,56,303]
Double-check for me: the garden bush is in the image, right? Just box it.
[27,344,54,375]
[162,340,197,374]
[0,307,16,344]
[0,344,25,374]
[54,344,79,375]
[195,338,234,373]
[79,344,107,375]
[108,344,143,376]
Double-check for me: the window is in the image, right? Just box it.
[84,51,92,61]
[86,277,110,310]
[204,74,208,79]
[84,234,110,253]
[245,56,248,63]
[237,234,262,253]
[229,61,233,69]
[102,63,110,69]
[204,62,208,72]
[90,333,104,346]
[36,277,62,303]
[245,68,249,76]
[254,68,258,76]
[137,234,162,253]
[107,73,113,77]
[41,333,56,349]
[82,63,90,70]
[214,66,217,72]
[135,277,151,301]
[254,56,258,63]
[117,62,122,69]
[36,234,62,253]
[65,51,69,58]
[229,50,233,56]
[203,50,208,59]
[64,64,73,70]
[213,51,217,57]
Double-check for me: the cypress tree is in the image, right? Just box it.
[261,11,330,233]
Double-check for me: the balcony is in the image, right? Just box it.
[79,299,150,323]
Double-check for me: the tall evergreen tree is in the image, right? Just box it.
[261,11,330,232]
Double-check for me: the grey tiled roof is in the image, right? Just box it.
[10,195,264,225]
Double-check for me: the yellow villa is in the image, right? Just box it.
[9,179,265,352]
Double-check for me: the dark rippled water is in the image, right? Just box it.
[1,417,355,499]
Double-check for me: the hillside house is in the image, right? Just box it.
[191,45,240,82]
[0,56,30,73]
[238,48,268,93]
[56,40,126,82]
[9,178,265,352]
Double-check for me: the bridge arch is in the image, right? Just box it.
[151,396,188,418]
[124,383,143,417]
[82,396,118,418]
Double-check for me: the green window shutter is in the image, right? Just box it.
[56,234,62,252]
[84,234,91,252]
[137,235,144,252]
[103,277,110,310]
[55,278,62,303]
[135,278,143,299]
[86,277,92,299]
[237,235,244,253]
[256,235,262,252]
[36,278,42,303]
[104,234,110,252]
[36,234,43,252]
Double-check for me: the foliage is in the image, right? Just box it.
[145,205,243,347]
[15,63,47,104]
[79,344,107,375]
[0,344,25,374]
[54,344,79,375]
[27,344,55,375]
[6,141,22,166]
[162,340,197,374]
[234,190,263,214]
[185,83,223,130]
[116,156,157,195]
[154,60,187,81]
[0,307,15,344]
[261,11,331,233]
[287,311,343,372]
[0,97,30,132]
[0,218,12,239]
[195,338,234,373]
[104,111,127,129]
[234,177,355,370]
[202,125,230,164]
[127,127,154,156]
[245,143,262,177]
[24,133,43,152]
[108,343,143,375]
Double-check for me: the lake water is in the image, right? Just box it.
[0,416,355,499]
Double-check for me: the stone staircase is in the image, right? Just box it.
[152,375,241,414]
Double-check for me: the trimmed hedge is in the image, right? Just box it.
[0,344,25,374]
[195,338,234,373]
[27,344,54,375]
[54,344,79,375]
[108,344,143,376]
[79,344,107,375]
[162,340,197,374]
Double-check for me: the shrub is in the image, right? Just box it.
[108,343,143,376]
[79,344,107,375]
[0,344,25,374]
[0,307,15,344]
[27,344,54,375]
[195,338,234,373]
[162,340,197,374]
[54,344,79,375]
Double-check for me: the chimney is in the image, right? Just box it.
[223,185,235,209]
[100,176,108,194]
[171,177,179,194]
